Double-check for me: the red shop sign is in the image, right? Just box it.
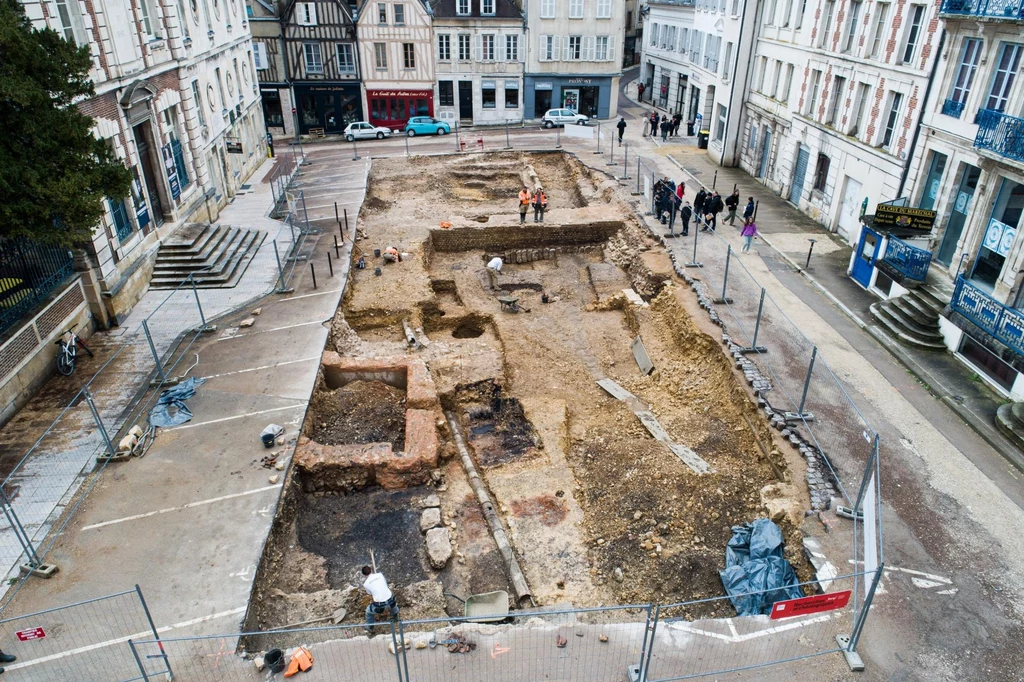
[365,89,433,98]
[16,627,46,641]
[770,590,851,620]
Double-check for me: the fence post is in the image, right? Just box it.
[712,170,718,189]
[310,263,317,289]
[636,157,641,193]
[620,142,630,180]
[714,244,733,304]
[648,171,656,216]
[595,121,602,154]
[642,603,661,680]
[393,620,408,682]
[84,389,116,460]
[505,119,511,149]
[685,218,702,268]
[334,235,341,259]
[739,288,768,354]
[127,640,152,682]
[300,191,312,233]
[607,134,616,166]
[798,346,817,416]
[141,320,166,383]
[1,488,41,567]
[352,137,361,161]
[273,240,286,292]
[327,253,334,277]
[344,208,349,235]
[135,584,174,680]
[190,276,206,330]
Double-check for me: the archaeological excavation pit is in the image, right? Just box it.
[246,151,814,635]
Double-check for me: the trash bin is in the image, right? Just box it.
[686,122,695,136]
[697,130,710,149]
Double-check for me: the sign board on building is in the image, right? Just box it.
[568,78,593,85]
[16,627,46,641]
[160,144,180,200]
[769,591,851,620]
[874,204,936,231]
[226,140,243,154]
[365,89,433,98]
[534,82,553,91]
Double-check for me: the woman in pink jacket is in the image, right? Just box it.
[741,217,758,253]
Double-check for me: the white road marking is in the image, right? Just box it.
[848,560,952,585]
[82,485,284,530]
[726,619,738,638]
[216,319,325,341]
[163,403,305,431]
[666,612,836,643]
[200,355,321,380]
[281,288,345,302]
[4,607,248,671]
[911,578,946,589]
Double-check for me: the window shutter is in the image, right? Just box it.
[564,35,571,59]
[583,36,595,61]
[474,34,482,61]
[607,36,615,62]
[551,35,560,61]
[309,3,317,25]
[539,35,548,61]
[498,35,505,61]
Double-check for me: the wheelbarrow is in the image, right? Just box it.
[444,591,510,623]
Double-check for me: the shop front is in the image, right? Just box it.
[294,83,363,135]
[524,76,614,121]
[365,89,434,131]
[968,178,1024,293]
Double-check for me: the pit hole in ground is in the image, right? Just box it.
[455,379,539,467]
[306,380,406,451]
[452,321,485,338]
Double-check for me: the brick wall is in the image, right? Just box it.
[428,221,622,254]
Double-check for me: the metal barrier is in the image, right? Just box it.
[881,236,931,282]
[0,585,170,682]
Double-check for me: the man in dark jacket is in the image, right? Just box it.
[672,113,683,136]
[694,189,708,227]
[705,191,724,231]
[616,117,627,145]
[724,189,741,226]
[660,118,671,141]
[680,202,692,236]
[743,196,756,221]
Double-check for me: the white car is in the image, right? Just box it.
[542,108,590,128]
[343,122,392,141]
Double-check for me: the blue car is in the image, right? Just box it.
[404,116,451,136]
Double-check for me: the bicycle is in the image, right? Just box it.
[54,325,93,376]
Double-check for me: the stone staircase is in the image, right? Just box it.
[995,401,1024,453]
[869,286,948,351]
[150,223,266,289]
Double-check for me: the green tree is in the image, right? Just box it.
[0,0,132,248]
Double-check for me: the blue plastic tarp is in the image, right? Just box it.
[719,518,802,616]
[149,377,206,428]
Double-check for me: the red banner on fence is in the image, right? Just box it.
[15,627,46,641]
[770,590,851,620]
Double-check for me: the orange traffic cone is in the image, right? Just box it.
[283,646,314,677]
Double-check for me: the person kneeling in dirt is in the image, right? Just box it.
[363,566,399,635]
[486,256,503,290]
[383,246,401,263]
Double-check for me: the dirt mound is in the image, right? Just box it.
[306,380,406,449]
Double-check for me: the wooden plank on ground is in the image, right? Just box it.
[631,336,655,375]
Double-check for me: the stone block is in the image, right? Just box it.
[425,527,452,569]
[293,437,390,492]
[377,409,438,489]
[420,507,441,533]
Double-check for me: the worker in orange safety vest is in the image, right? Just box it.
[518,188,532,224]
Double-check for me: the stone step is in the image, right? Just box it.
[915,286,949,313]
[155,226,236,263]
[153,227,242,272]
[889,295,939,325]
[878,300,944,340]
[995,402,1024,454]
[870,303,947,351]
[151,228,266,289]
[159,223,216,252]
[1011,400,1024,426]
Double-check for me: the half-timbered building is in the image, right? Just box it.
[250,0,292,136]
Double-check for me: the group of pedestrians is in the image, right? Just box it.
[653,177,690,237]
[685,187,759,252]
[645,111,684,140]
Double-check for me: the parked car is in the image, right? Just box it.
[542,109,589,128]
[343,122,392,141]
[404,116,451,136]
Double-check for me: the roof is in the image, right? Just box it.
[429,0,523,19]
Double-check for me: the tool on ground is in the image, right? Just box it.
[261,424,285,448]
[266,608,347,631]
[284,646,313,677]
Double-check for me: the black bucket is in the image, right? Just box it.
[261,432,276,448]
[374,248,382,257]
[264,649,285,673]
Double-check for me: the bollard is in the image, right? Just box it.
[334,201,340,230]
[556,126,561,148]
[344,208,349,234]
[806,239,817,269]
[327,252,334,277]
[505,119,511,148]
[405,132,410,155]
[713,170,718,189]
[595,121,603,154]
[334,235,340,259]
[310,263,317,289]
[351,137,361,161]
[607,133,616,166]
[715,245,733,304]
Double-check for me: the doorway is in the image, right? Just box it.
[131,121,165,227]
[458,81,473,123]
[534,89,552,118]
[644,63,655,101]
[577,87,599,118]
[970,178,1024,290]
[851,227,881,288]
[562,88,580,111]
[688,87,700,125]
[937,164,980,266]
[919,151,947,211]
[838,176,863,240]
[675,77,687,115]
[758,128,771,179]
[790,145,810,205]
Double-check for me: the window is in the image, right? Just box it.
[679,28,689,54]
[900,5,924,64]
[253,42,268,69]
[541,0,555,18]
[191,80,205,127]
[541,35,557,60]
[566,35,582,60]
[176,0,190,38]
[480,35,495,61]
[843,0,861,53]
[949,38,981,107]
[665,26,675,50]
[806,69,822,116]
[374,42,387,69]
[705,35,720,71]
[881,92,902,148]
[439,81,454,106]
[304,43,323,73]
[297,1,317,25]
[818,0,835,49]
[626,10,633,29]
[869,2,889,59]
[394,3,405,24]
[140,0,160,38]
[782,63,794,101]
[403,43,415,68]
[569,0,583,19]
[458,34,471,60]
[482,82,496,108]
[597,0,611,18]
[52,0,83,44]
[506,35,518,61]
[781,0,792,27]
[715,104,727,142]
[482,0,494,14]
[731,0,740,13]
[812,154,830,191]
[986,43,1023,112]
[596,35,609,61]
[795,0,806,29]
[377,2,387,23]
[650,24,659,47]
[749,122,758,150]
[438,34,451,61]
[505,81,519,107]
[826,76,845,124]
[457,0,469,15]
[849,82,869,135]
[337,43,355,72]
[754,56,767,92]
[765,0,777,25]
[724,41,734,77]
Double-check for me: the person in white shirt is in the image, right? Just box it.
[486,256,503,290]
[362,565,399,634]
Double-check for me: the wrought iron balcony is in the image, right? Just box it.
[882,236,931,282]
[952,276,1024,357]
[941,98,965,119]
[974,109,1024,163]
[940,0,1024,18]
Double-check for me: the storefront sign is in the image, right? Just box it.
[534,82,553,91]
[504,80,519,89]
[226,139,243,154]
[160,144,180,200]
[874,204,936,231]
[568,78,593,85]
[983,218,1017,257]
[481,80,496,89]
[690,72,702,84]
[365,89,433,98]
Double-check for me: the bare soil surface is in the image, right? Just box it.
[305,379,406,449]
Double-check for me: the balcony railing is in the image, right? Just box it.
[940,0,1024,18]
[941,98,965,118]
[974,109,1024,163]
[882,236,932,282]
[952,276,1024,357]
